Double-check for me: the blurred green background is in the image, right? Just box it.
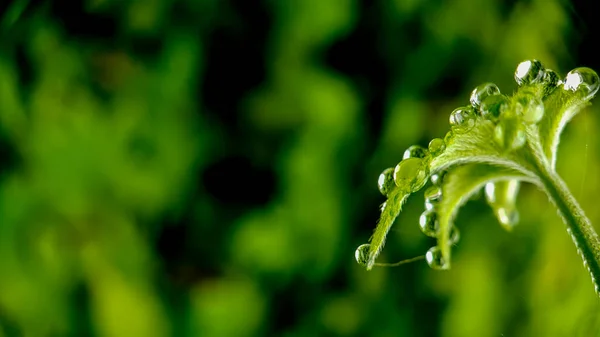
[0,0,600,336]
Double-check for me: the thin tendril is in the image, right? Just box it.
[374,255,425,267]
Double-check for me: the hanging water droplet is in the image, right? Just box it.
[419,209,439,237]
[479,94,509,120]
[449,226,460,245]
[426,246,449,270]
[494,120,526,151]
[430,171,446,186]
[424,199,435,211]
[424,186,442,203]
[377,167,396,196]
[514,59,544,86]
[497,207,519,230]
[470,83,500,108]
[484,182,497,204]
[516,95,544,124]
[563,67,600,101]
[355,244,371,266]
[393,158,428,192]
[403,145,429,160]
[449,106,476,133]
[428,138,446,157]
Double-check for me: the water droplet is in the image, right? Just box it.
[563,67,600,101]
[426,246,449,270]
[419,209,439,237]
[480,94,509,120]
[430,171,446,186]
[377,167,396,196]
[449,106,476,133]
[494,121,526,151]
[394,158,428,192]
[355,244,371,266]
[497,207,519,229]
[542,69,560,87]
[516,95,544,124]
[444,130,454,146]
[380,201,387,212]
[403,145,429,160]
[470,83,500,108]
[449,226,460,245]
[424,199,435,211]
[514,59,544,86]
[428,138,446,157]
[484,182,497,204]
[424,186,442,203]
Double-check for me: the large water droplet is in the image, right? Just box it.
[403,145,429,160]
[449,106,476,133]
[480,94,509,120]
[355,244,371,266]
[428,138,446,157]
[470,83,500,108]
[426,246,449,270]
[563,67,600,101]
[494,120,526,151]
[393,157,428,192]
[516,95,544,124]
[377,167,396,196]
[419,210,439,237]
[515,59,544,86]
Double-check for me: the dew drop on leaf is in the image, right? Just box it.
[444,130,454,146]
[514,59,544,86]
[428,138,446,157]
[425,199,435,211]
[377,167,396,196]
[563,67,600,101]
[424,186,442,203]
[430,171,446,186]
[403,145,429,160]
[542,69,560,87]
[497,207,519,230]
[393,158,428,192]
[419,209,439,237]
[426,246,449,270]
[480,94,509,120]
[355,244,371,266]
[449,226,460,245]
[449,106,476,133]
[470,83,500,108]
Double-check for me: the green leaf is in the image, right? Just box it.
[435,164,532,266]
[357,59,600,296]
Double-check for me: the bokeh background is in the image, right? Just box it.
[1,0,600,336]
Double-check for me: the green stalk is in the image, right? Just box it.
[535,157,600,295]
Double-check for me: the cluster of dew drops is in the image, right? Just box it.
[356,60,600,271]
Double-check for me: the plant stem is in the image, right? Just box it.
[536,160,600,295]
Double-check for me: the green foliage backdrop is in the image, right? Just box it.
[0,0,599,336]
